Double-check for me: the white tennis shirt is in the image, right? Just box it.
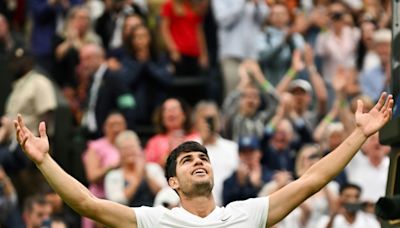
[134,197,269,228]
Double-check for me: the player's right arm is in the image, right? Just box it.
[14,115,137,228]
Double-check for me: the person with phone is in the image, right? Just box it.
[193,101,239,206]
[317,183,380,228]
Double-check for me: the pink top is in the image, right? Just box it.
[82,137,120,198]
[145,132,200,166]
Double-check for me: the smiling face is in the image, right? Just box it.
[162,99,187,132]
[239,86,261,117]
[169,151,214,198]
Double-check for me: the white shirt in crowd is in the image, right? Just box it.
[346,152,389,202]
[316,211,380,228]
[205,136,239,206]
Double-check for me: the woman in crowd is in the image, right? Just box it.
[144,98,200,167]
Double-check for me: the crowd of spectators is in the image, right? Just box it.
[0,0,394,227]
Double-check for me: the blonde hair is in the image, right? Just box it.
[115,130,141,149]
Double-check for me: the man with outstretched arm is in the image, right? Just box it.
[14,93,393,228]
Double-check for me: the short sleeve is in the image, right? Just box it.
[228,197,269,228]
[134,206,167,228]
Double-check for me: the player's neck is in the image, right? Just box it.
[180,194,216,218]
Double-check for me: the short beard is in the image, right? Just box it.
[182,180,213,198]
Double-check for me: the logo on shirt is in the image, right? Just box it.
[221,215,232,222]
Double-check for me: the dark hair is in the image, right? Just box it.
[153,97,193,134]
[165,141,208,181]
[23,194,47,213]
[339,183,362,195]
[126,24,158,60]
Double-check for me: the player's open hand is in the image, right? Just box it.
[14,114,49,165]
[355,92,393,137]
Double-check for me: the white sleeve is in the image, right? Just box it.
[134,206,166,228]
[105,170,128,205]
[229,197,269,227]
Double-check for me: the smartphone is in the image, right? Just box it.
[205,116,215,133]
[343,202,365,213]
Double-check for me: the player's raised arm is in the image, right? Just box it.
[267,92,393,227]
[14,115,137,228]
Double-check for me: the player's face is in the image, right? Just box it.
[172,151,214,197]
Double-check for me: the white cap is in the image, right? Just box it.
[288,79,312,94]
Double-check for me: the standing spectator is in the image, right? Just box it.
[95,0,146,51]
[258,3,305,86]
[212,0,269,98]
[106,13,144,65]
[29,0,72,73]
[0,14,24,116]
[359,29,391,102]
[160,0,208,75]
[355,16,379,73]
[222,60,278,141]
[2,48,57,142]
[78,43,135,138]
[0,13,23,55]
[223,136,273,205]
[53,6,100,89]
[105,130,166,207]
[145,98,200,167]
[81,112,126,228]
[193,101,239,206]
[119,24,172,126]
[315,1,360,84]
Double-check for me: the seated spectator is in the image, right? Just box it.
[316,183,380,228]
[223,136,273,205]
[105,130,166,207]
[22,194,52,228]
[0,166,22,228]
[40,184,80,228]
[193,101,239,205]
[82,112,126,228]
[295,144,339,228]
[145,98,199,167]
[346,132,390,204]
